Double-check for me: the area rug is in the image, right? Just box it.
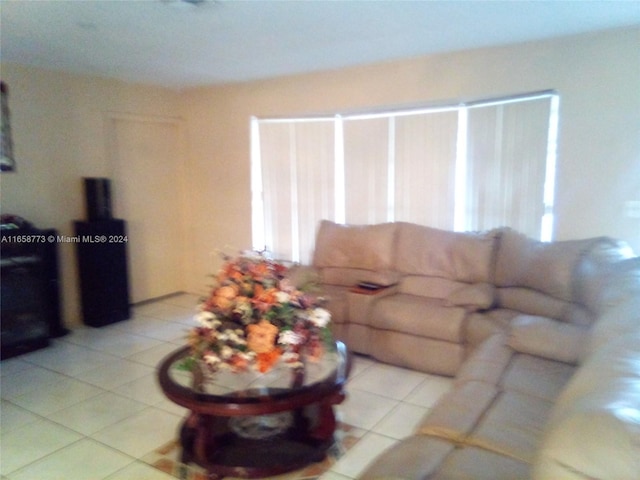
[142,422,360,480]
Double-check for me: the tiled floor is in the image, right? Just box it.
[1,293,453,480]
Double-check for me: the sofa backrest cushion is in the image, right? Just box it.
[535,331,640,480]
[312,220,397,271]
[395,222,497,283]
[495,229,605,303]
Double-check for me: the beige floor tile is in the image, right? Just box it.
[330,432,397,478]
[0,400,41,433]
[348,362,428,400]
[74,358,155,390]
[371,402,429,439]
[10,376,104,416]
[112,373,167,406]
[105,460,177,480]
[50,392,148,435]
[404,374,453,408]
[0,418,82,475]
[1,365,67,399]
[126,343,180,367]
[338,389,398,430]
[91,407,181,459]
[9,439,134,480]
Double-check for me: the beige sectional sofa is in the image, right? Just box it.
[308,220,640,479]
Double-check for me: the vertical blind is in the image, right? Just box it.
[343,117,390,225]
[464,97,555,239]
[257,120,335,262]
[253,92,558,264]
[394,110,459,229]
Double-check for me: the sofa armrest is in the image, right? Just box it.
[534,331,640,480]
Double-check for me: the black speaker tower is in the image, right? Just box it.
[75,177,130,327]
[84,177,112,221]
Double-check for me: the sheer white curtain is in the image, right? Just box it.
[255,119,335,263]
[394,110,459,229]
[464,96,553,238]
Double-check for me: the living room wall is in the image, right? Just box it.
[0,64,186,326]
[181,26,640,294]
[1,26,638,327]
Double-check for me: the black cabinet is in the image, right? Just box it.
[1,228,66,359]
[74,220,130,327]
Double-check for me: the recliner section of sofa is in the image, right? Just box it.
[311,220,621,376]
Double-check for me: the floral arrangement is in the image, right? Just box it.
[187,251,332,374]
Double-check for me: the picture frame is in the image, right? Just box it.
[1,81,16,172]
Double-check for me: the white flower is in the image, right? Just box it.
[275,291,291,304]
[203,352,221,366]
[278,330,303,345]
[281,351,303,368]
[196,311,220,328]
[220,345,233,359]
[308,308,331,328]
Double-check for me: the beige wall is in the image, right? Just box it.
[0,64,185,326]
[182,26,640,293]
[2,26,639,326]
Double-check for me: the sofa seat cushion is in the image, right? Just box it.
[370,330,464,375]
[399,275,470,298]
[319,266,400,287]
[455,333,513,386]
[508,315,589,365]
[371,293,467,343]
[500,353,576,402]
[359,436,456,480]
[395,222,498,283]
[470,390,555,464]
[444,282,496,311]
[418,380,499,438]
[432,447,530,480]
[464,309,516,347]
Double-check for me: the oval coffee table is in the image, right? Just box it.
[157,341,351,478]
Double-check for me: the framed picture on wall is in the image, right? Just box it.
[1,81,16,172]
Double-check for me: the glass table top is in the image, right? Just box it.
[161,341,349,403]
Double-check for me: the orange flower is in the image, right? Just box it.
[217,285,239,299]
[246,319,279,354]
[256,348,282,373]
[250,262,271,280]
[252,286,278,313]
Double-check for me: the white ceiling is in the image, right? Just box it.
[1,0,639,90]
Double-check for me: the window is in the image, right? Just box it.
[252,91,559,264]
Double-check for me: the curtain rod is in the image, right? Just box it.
[254,89,559,123]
